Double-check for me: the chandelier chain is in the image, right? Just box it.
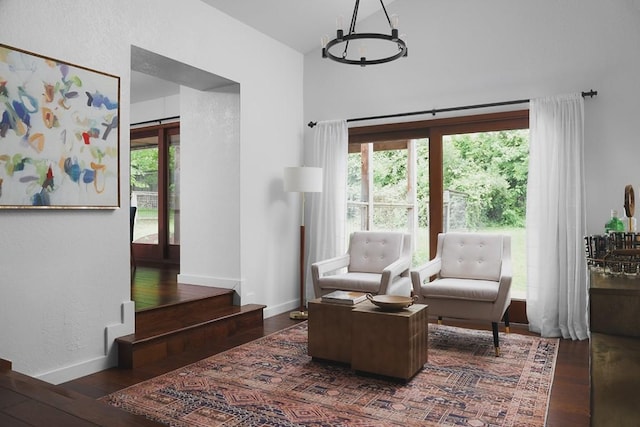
[343,0,360,59]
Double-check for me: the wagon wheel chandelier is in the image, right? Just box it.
[321,0,408,67]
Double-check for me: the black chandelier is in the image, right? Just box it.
[321,0,408,67]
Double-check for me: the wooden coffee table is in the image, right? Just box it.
[307,298,428,380]
[307,298,357,364]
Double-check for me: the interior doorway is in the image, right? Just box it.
[131,123,180,264]
[129,45,237,268]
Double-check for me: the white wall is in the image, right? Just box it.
[178,85,241,291]
[304,0,640,235]
[131,94,180,125]
[0,0,304,383]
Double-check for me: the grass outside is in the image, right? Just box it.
[132,208,177,244]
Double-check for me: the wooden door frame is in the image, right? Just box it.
[131,123,180,265]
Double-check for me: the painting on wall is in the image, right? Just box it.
[0,43,120,209]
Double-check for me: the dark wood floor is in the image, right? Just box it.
[8,264,590,426]
[131,264,218,311]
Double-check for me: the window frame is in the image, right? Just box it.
[349,110,529,257]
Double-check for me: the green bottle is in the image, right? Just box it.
[605,209,625,233]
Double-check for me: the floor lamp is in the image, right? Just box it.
[284,166,323,320]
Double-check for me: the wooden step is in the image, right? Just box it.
[0,357,11,372]
[134,290,236,338]
[117,302,265,369]
[0,366,162,426]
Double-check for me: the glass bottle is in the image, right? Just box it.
[605,209,625,233]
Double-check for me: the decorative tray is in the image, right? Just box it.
[366,294,417,311]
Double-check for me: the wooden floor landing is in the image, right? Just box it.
[131,264,229,312]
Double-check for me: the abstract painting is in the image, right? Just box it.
[0,43,119,208]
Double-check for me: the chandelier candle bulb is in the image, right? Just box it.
[391,14,399,29]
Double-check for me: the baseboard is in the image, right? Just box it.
[263,298,300,319]
[177,273,242,293]
[177,274,302,319]
[35,355,113,385]
[105,301,135,354]
[33,300,136,385]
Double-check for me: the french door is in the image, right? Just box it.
[130,123,180,264]
[348,110,530,322]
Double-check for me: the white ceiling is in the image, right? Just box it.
[131,1,396,104]
[200,0,397,54]
[131,71,179,104]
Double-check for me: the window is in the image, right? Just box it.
[349,110,529,307]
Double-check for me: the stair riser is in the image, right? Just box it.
[135,293,235,336]
[119,308,264,369]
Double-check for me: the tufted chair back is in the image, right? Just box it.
[311,231,412,297]
[439,233,503,281]
[348,231,405,274]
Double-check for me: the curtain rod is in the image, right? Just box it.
[131,115,180,127]
[307,90,598,128]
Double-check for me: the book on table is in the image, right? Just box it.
[321,290,367,305]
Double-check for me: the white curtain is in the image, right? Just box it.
[305,120,348,301]
[526,94,589,340]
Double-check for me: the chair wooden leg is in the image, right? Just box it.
[503,308,510,334]
[491,322,500,357]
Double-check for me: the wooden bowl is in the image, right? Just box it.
[366,294,417,311]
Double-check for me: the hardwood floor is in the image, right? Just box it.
[9,264,591,426]
[131,264,206,311]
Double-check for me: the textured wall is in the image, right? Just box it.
[0,0,304,383]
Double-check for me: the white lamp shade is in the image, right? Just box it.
[284,167,323,193]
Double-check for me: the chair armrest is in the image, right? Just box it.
[494,255,513,312]
[379,256,412,294]
[311,254,350,298]
[312,254,350,276]
[410,258,442,297]
[311,254,350,284]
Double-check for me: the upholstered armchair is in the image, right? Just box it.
[410,232,512,356]
[312,231,412,298]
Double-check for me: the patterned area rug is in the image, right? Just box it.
[103,323,559,426]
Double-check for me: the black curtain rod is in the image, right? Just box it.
[307,90,598,128]
[131,115,180,127]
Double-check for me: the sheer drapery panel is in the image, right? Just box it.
[526,94,588,340]
[305,120,348,303]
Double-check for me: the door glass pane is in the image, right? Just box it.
[415,138,429,265]
[346,139,430,266]
[372,147,408,231]
[347,145,367,236]
[131,135,159,245]
[442,130,529,298]
[168,134,180,245]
